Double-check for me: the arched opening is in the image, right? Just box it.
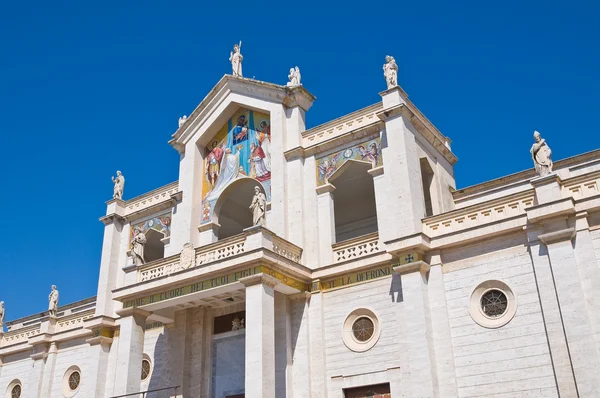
[144,229,165,262]
[214,178,266,240]
[329,160,378,243]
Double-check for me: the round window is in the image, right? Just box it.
[342,308,381,352]
[470,280,517,329]
[352,317,375,342]
[61,366,82,397]
[141,359,151,381]
[481,289,508,318]
[11,385,21,398]
[68,372,81,391]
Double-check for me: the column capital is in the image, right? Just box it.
[116,307,152,321]
[538,227,576,245]
[316,183,336,195]
[367,166,384,177]
[393,260,430,275]
[239,273,279,288]
[289,291,311,301]
[86,336,114,347]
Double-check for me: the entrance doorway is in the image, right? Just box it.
[344,383,391,398]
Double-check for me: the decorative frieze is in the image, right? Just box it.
[54,310,95,334]
[124,181,179,216]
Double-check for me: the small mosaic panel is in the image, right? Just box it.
[130,210,172,243]
[315,136,382,186]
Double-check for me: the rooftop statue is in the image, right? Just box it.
[112,170,125,200]
[178,115,188,127]
[287,66,301,86]
[131,227,147,267]
[0,301,4,330]
[530,130,553,177]
[229,41,243,77]
[383,55,398,89]
[48,285,59,317]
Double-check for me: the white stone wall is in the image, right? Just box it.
[442,234,558,397]
[0,352,30,397]
[50,340,90,398]
[322,278,401,396]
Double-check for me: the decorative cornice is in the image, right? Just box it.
[538,227,576,245]
[99,213,126,226]
[238,273,279,288]
[115,307,152,320]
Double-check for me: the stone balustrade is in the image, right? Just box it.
[0,325,40,347]
[424,192,535,238]
[124,181,178,216]
[136,227,303,283]
[332,232,381,263]
[54,310,95,334]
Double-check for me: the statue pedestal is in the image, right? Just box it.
[531,173,562,205]
[379,85,409,109]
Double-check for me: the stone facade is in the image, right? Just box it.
[1,73,600,398]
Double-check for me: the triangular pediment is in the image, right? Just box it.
[169,75,315,153]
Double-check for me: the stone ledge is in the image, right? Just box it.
[538,227,576,245]
[527,197,575,223]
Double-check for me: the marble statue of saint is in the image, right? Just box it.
[0,301,5,329]
[383,55,398,89]
[229,42,243,77]
[112,171,125,200]
[48,285,59,317]
[530,131,553,177]
[131,227,147,266]
[249,186,267,226]
[178,115,188,127]
[287,66,301,86]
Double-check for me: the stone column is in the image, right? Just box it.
[316,184,336,265]
[393,261,436,397]
[426,254,458,398]
[289,292,311,398]
[240,274,278,398]
[368,166,387,238]
[307,284,327,398]
[38,342,57,398]
[539,227,600,396]
[284,104,307,248]
[28,342,49,398]
[96,200,126,317]
[376,87,425,241]
[112,308,151,396]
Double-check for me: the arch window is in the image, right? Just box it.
[329,160,378,243]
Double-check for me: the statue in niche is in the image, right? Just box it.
[48,285,59,317]
[232,316,245,331]
[530,130,553,177]
[249,186,267,226]
[131,227,147,266]
[112,171,125,200]
[179,243,196,270]
[229,41,243,77]
[383,55,398,89]
[0,301,5,330]
[178,115,188,127]
[287,66,301,86]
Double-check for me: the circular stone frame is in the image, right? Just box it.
[469,280,517,329]
[141,354,153,382]
[61,366,82,398]
[342,308,381,352]
[5,380,22,398]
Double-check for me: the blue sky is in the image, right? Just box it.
[1,0,599,321]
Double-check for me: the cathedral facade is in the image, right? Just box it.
[1,57,600,398]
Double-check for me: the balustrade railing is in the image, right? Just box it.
[332,232,381,263]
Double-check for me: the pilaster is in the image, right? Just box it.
[377,87,425,241]
[96,199,126,316]
[38,342,57,398]
[112,308,151,396]
[317,184,336,265]
[393,261,436,397]
[537,225,600,396]
[289,292,311,398]
[85,335,113,398]
[28,340,50,398]
[240,274,278,398]
[306,285,327,398]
